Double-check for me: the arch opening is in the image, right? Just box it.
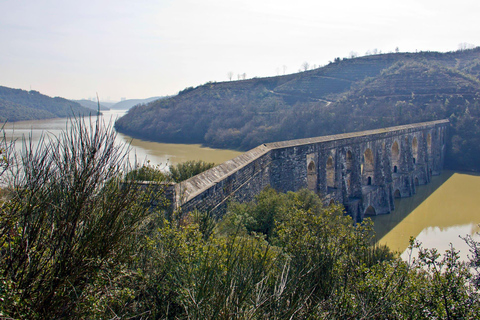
[427,134,432,155]
[326,156,335,188]
[346,150,353,171]
[394,189,401,198]
[412,136,418,160]
[365,205,376,216]
[364,148,374,172]
[391,141,400,173]
[367,176,372,185]
[307,160,317,191]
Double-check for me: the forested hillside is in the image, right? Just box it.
[0,86,94,121]
[74,99,110,111]
[115,48,480,171]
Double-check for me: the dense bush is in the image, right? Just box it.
[169,160,216,183]
[127,159,216,183]
[1,119,479,318]
[0,117,164,318]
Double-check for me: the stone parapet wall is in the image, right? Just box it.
[174,119,448,219]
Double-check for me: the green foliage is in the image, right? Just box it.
[0,117,163,318]
[1,135,480,320]
[126,161,169,182]
[169,160,216,182]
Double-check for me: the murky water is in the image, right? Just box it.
[2,110,243,168]
[372,171,480,261]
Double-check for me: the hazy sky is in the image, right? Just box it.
[1,0,478,101]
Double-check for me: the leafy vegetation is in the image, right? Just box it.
[126,159,216,183]
[116,47,480,171]
[0,86,94,122]
[1,123,479,320]
[169,160,216,182]
[0,117,165,318]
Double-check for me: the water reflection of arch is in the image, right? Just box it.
[391,140,400,173]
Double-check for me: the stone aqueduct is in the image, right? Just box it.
[171,119,448,221]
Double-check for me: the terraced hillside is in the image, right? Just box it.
[116,48,480,171]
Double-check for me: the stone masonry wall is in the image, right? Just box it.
[174,119,448,220]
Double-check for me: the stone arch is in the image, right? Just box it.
[412,136,418,164]
[307,160,317,191]
[363,148,374,172]
[365,205,376,216]
[363,148,374,185]
[367,176,372,185]
[391,141,400,173]
[346,150,353,171]
[393,189,401,198]
[326,156,335,188]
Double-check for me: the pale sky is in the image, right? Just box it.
[0,0,478,101]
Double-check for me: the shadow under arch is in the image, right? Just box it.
[371,170,455,243]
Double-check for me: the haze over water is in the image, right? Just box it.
[2,110,242,169]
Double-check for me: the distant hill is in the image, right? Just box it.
[109,97,163,110]
[73,99,110,111]
[0,86,95,122]
[115,48,480,171]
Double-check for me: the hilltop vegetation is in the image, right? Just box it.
[115,48,480,171]
[73,99,110,111]
[0,86,95,122]
[108,96,164,110]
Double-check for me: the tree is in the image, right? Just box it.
[169,160,215,182]
[0,117,161,318]
[458,42,475,51]
[227,71,234,81]
[302,61,310,71]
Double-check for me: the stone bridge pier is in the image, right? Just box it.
[174,120,448,221]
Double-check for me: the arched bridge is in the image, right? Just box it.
[174,119,448,221]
